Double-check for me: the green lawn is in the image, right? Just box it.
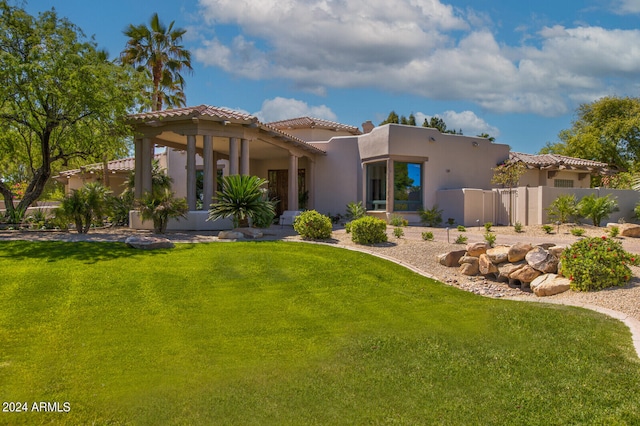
[0,241,638,425]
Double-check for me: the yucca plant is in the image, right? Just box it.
[137,188,188,234]
[208,175,276,228]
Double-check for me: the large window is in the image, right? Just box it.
[366,162,387,210]
[394,161,422,211]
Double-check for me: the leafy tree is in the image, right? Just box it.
[408,113,416,126]
[477,133,495,142]
[540,96,640,174]
[120,13,193,111]
[0,2,143,222]
[56,183,111,233]
[576,194,619,227]
[424,116,448,133]
[208,175,276,228]
[546,194,578,224]
[491,160,527,225]
[380,111,400,125]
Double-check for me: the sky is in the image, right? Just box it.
[21,0,640,153]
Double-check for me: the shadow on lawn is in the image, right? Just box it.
[0,240,172,264]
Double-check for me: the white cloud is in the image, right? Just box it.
[613,0,640,14]
[415,110,500,137]
[193,0,640,117]
[253,97,337,122]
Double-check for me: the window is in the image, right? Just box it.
[554,179,574,188]
[394,162,422,211]
[366,162,387,210]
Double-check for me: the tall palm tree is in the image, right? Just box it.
[120,13,192,111]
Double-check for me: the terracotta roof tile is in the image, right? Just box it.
[128,105,257,123]
[56,154,163,177]
[509,152,610,169]
[268,116,362,135]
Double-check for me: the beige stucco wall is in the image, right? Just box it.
[520,169,592,189]
[279,127,357,142]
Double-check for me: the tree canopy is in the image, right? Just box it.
[541,96,640,172]
[379,111,464,135]
[120,13,193,111]
[0,2,145,219]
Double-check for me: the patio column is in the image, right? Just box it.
[186,134,197,211]
[229,137,239,175]
[203,135,214,209]
[240,138,250,175]
[288,154,299,211]
[134,137,153,199]
[307,159,315,210]
[386,158,394,213]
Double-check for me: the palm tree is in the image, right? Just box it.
[137,187,188,234]
[56,182,111,233]
[120,13,192,111]
[208,175,276,228]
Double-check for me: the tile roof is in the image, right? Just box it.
[127,105,257,123]
[268,116,362,135]
[509,152,611,169]
[56,154,164,177]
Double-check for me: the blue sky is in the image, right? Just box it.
[22,0,640,153]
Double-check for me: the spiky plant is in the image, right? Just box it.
[208,175,276,228]
[137,188,188,233]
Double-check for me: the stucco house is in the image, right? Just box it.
[57,104,639,229]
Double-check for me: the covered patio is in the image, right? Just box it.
[127,105,325,230]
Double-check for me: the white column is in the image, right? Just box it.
[141,137,153,196]
[187,135,197,211]
[203,135,214,209]
[288,154,299,211]
[386,158,394,213]
[240,138,250,175]
[229,137,239,175]
[307,159,315,210]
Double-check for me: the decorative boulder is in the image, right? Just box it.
[486,245,510,264]
[614,223,640,238]
[497,262,526,283]
[467,242,489,257]
[438,250,467,267]
[509,265,542,286]
[236,227,264,239]
[530,274,571,297]
[125,235,174,250]
[525,246,559,274]
[479,254,499,276]
[459,259,479,276]
[218,230,245,240]
[508,242,533,263]
[548,245,566,258]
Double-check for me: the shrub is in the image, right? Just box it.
[547,194,578,224]
[570,228,585,237]
[208,175,276,228]
[345,222,352,233]
[457,225,466,232]
[345,201,366,221]
[484,232,496,247]
[137,188,188,234]
[514,222,523,233]
[421,231,434,241]
[293,210,332,240]
[609,226,620,238]
[56,182,111,233]
[393,227,404,238]
[454,234,468,244]
[561,236,639,291]
[447,218,455,226]
[350,216,388,244]
[484,222,493,232]
[389,214,408,227]
[418,205,443,227]
[577,194,619,227]
[542,224,554,234]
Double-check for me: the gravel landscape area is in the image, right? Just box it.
[2,223,640,321]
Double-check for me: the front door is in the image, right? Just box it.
[268,169,306,216]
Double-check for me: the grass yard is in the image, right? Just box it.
[0,240,639,425]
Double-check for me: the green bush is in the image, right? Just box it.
[447,218,455,226]
[577,194,619,227]
[542,224,554,234]
[457,225,466,232]
[345,221,352,233]
[454,234,468,244]
[547,194,578,224]
[561,236,639,291]
[514,222,523,233]
[345,201,366,221]
[350,216,388,244]
[421,231,434,241]
[484,222,493,232]
[609,226,620,238]
[570,228,585,237]
[393,227,404,238]
[484,232,496,247]
[418,205,443,227]
[293,210,333,240]
[389,214,408,227]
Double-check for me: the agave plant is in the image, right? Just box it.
[208,175,276,228]
[137,188,188,233]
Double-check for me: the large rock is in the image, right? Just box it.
[438,250,467,267]
[125,235,174,250]
[236,227,264,239]
[467,242,489,257]
[530,274,571,297]
[509,265,542,286]
[486,245,510,264]
[614,223,640,238]
[497,261,526,283]
[508,242,533,263]
[548,245,566,258]
[525,246,559,274]
[218,230,245,240]
[479,254,499,276]
[459,260,479,276]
